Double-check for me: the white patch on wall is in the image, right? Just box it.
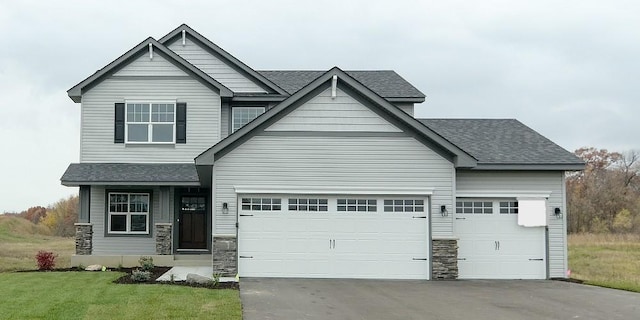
[266,87,402,132]
[517,198,548,227]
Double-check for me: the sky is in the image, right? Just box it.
[0,0,638,213]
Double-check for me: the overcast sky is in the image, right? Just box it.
[0,0,637,212]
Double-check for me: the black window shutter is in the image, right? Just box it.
[176,103,187,144]
[114,103,125,143]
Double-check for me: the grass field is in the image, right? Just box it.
[0,215,74,271]
[568,233,640,292]
[0,272,241,320]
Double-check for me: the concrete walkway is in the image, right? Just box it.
[240,278,640,320]
[156,266,236,282]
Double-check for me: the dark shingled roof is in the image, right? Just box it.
[419,119,583,165]
[258,70,426,100]
[60,163,200,186]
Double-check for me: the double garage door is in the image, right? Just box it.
[455,200,547,279]
[238,195,430,279]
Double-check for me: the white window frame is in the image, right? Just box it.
[107,192,150,235]
[125,100,177,144]
[383,199,425,212]
[232,106,265,133]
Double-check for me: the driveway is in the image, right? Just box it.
[240,278,640,320]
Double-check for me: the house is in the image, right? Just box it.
[61,24,584,280]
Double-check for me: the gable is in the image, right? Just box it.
[266,86,401,132]
[112,53,187,77]
[167,37,267,93]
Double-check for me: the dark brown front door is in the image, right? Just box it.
[179,195,207,249]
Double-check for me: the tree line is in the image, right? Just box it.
[11,195,78,237]
[567,147,640,234]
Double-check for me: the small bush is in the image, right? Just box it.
[212,272,222,287]
[138,256,154,271]
[131,269,151,282]
[36,251,57,271]
[76,264,86,271]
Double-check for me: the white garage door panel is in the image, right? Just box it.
[239,200,429,279]
[455,204,546,279]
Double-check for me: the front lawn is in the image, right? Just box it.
[568,233,640,292]
[0,271,241,320]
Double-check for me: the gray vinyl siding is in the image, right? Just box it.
[266,87,402,132]
[167,38,266,93]
[214,135,454,236]
[112,54,188,77]
[394,103,415,117]
[221,103,230,139]
[90,186,165,255]
[80,77,220,163]
[455,170,567,278]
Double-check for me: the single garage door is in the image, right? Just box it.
[454,200,546,279]
[238,195,430,279]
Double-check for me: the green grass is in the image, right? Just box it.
[568,233,640,292]
[0,272,241,320]
[0,215,74,271]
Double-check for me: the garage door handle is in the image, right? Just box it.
[529,258,544,261]
[239,214,253,217]
[457,258,466,261]
[412,216,427,219]
[455,217,466,220]
[412,258,428,261]
[239,256,253,259]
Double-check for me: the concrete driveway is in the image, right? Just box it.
[240,278,640,320]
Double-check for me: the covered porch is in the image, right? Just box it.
[60,163,213,267]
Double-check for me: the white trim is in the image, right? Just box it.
[456,190,552,198]
[233,186,434,195]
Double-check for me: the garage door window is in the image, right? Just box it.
[241,198,281,211]
[337,199,377,212]
[499,201,518,214]
[288,198,328,211]
[383,199,424,212]
[456,201,493,214]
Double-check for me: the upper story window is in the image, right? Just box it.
[126,102,175,143]
[232,107,265,132]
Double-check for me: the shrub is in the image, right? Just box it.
[36,251,57,270]
[138,256,154,271]
[131,269,151,282]
[76,264,86,271]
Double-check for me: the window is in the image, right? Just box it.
[108,193,150,234]
[337,199,377,212]
[289,198,328,211]
[232,107,265,132]
[456,201,493,214]
[241,198,281,211]
[126,102,175,143]
[500,201,518,214]
[384,199,425,212]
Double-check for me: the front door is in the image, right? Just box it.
[179,195,207,249]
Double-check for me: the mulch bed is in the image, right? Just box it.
[112,267,239,289]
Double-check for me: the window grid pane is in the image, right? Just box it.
[384,199,425,212]
[233,107,265,132]
[241,198,282,211]
[108,193,149,234]
[499,201,518,214]
[289,198,328,212]
[126,102,175,143]
[456,200,493,214]
[337,199,377,212]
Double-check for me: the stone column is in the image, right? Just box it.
[74,223,92,255]
[212,236,237,276]
[432,238,458,280]
[155,223,172,255]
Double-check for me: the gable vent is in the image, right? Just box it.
[148,43,153,60]
[331,75,338,99]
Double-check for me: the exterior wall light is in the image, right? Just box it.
[440,205,448,217]
[222,202,229,214]
[554,207,562,219]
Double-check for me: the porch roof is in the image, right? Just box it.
[60,163,200,186]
